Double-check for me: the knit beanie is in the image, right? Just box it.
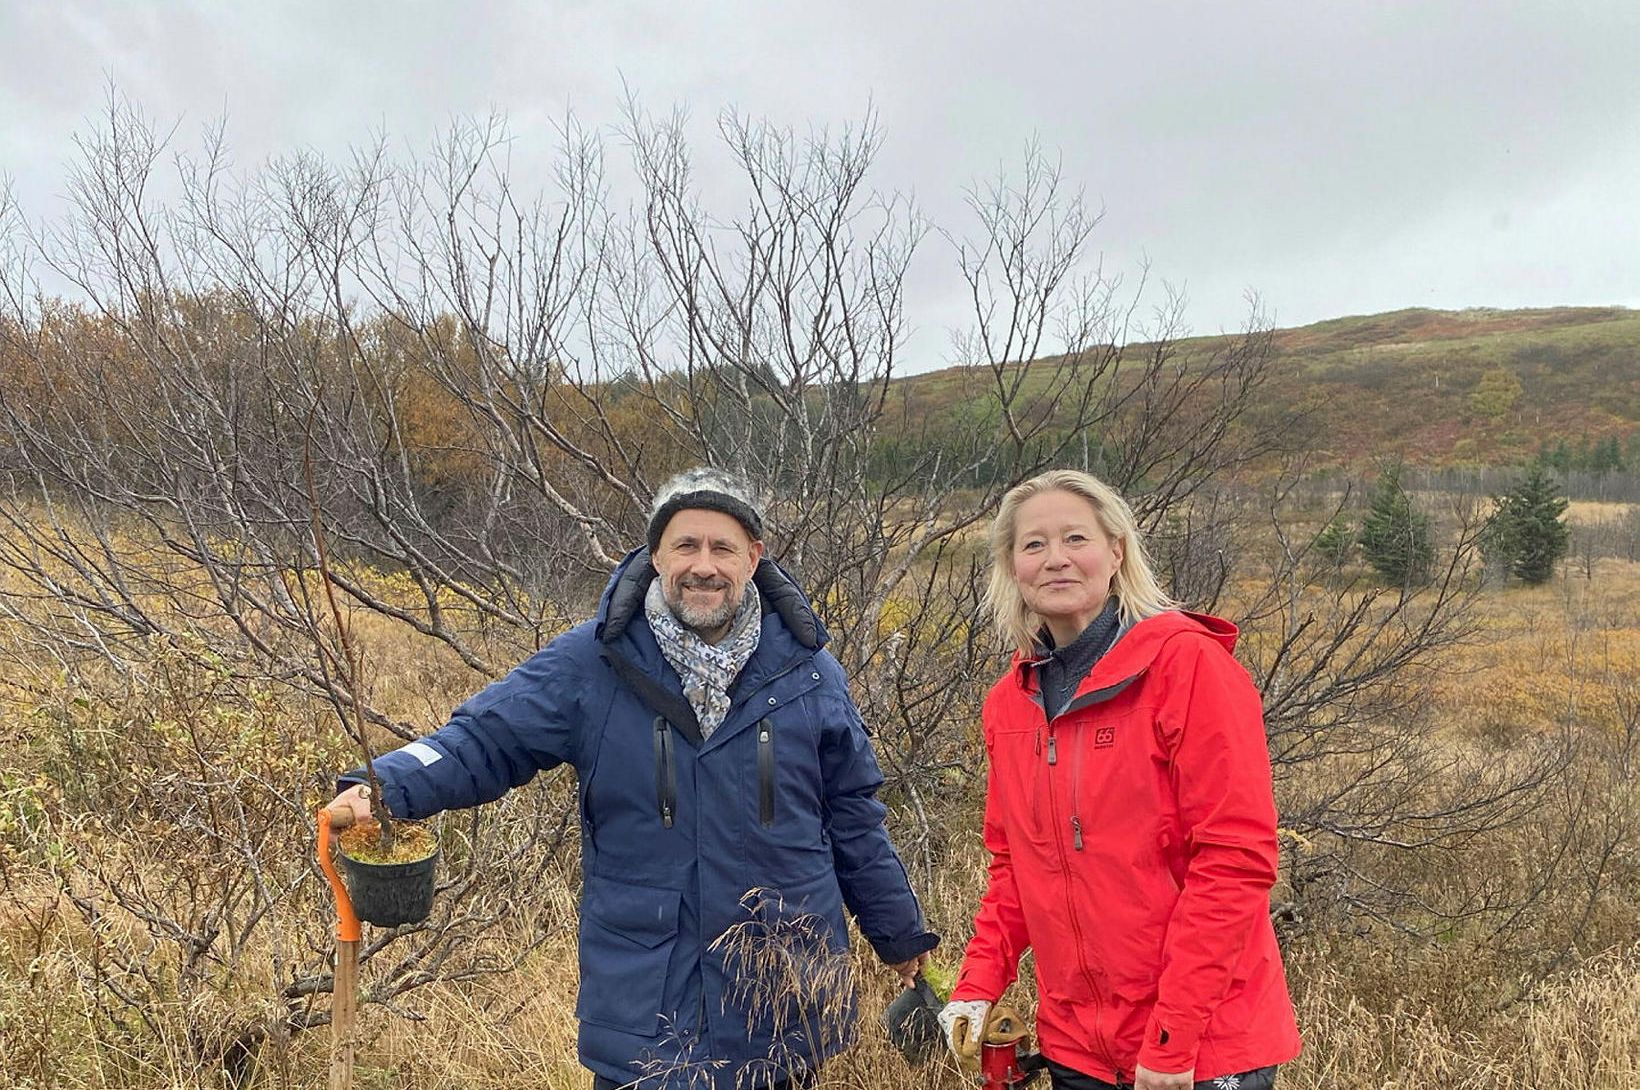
[646,467,766,553]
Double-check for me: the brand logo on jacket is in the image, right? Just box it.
[1093,726,1115,748]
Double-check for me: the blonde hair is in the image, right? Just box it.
[984,469,1177,654]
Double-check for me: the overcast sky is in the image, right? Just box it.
[3,1,1638,369]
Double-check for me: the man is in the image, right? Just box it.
[328,467,937,1090]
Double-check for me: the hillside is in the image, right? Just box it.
[1262,305,1640,465]
[911,306,1640,468]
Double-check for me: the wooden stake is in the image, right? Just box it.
[330,938,359,1090]
[318,805,362,1090]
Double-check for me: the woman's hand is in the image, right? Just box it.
[1134,1063,1194,1090]
[936,998,990,1067]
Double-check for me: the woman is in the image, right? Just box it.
[939,470,1301,1090]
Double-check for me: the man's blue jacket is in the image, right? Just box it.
[351,548,938,1088]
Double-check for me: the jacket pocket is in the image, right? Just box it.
[576,874,684,1036]
[744,710,827,857]
[653,717,677,828]
[757,718,775,826]
[991,726,1053,849]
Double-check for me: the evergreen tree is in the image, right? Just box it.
[1313,515,1355,567]
[1571,436,1592,472]
[1591,435,1623,475]
[1359,465,1434,584]
[1487,466,1570,585]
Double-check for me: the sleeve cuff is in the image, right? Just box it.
[870,930,940,965]
[1137,1010,1204,1074]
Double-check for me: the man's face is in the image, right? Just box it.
[652,509,765,638]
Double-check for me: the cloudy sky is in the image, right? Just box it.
[3,1,1638,367]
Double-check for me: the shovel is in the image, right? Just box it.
[317,800,362,1090]
[884,972,945,1065]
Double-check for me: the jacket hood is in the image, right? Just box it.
[1013,609,1238,694]
[595,546,827,651]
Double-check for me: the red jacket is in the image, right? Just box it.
[952,610,1301,1082]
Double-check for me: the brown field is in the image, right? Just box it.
[4,521,1640,1089]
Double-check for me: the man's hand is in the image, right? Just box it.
[1134,1063,1194,1090]
[325,783,375,829]
[886,950,930,987]
[936,998,990,1069]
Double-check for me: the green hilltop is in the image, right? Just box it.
[1257,305,1640,466]
[905,306,1640,469]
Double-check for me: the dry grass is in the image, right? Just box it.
[6,543,1640,1088]
[1567,500,1637,525]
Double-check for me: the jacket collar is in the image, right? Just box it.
[594,547,827,749]
[595,546,827,652]
[1011,609,1238,696]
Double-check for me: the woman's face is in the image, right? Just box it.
[1012,489,1125,642]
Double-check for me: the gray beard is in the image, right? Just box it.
[668,584,738,633]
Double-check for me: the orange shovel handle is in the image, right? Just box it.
[317,805,362,943]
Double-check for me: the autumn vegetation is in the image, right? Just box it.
[2,95,1639,1088]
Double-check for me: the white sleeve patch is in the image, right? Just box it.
[399,741,443,767]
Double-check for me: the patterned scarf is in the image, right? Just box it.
[644,578,763,739]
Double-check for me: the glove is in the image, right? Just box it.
[937,998,991,1071]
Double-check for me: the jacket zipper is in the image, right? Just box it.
[739,660,810,830]
[1069,721,1085,850]
[757,719,775,826]
[1044,729,1083,850]
[1043,697,1119,1079]
[653,716,676,828]
[1056,670,1143,852]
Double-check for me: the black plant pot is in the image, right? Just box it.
[339,847,440,927]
